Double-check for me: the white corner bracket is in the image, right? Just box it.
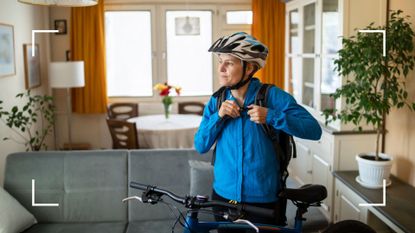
[31,30,59,56]
[32,179,59,207]
[359,179,387,207]
[358,30,386,57]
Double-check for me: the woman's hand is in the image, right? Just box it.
[247,104,268,124]
[218,100,240,119]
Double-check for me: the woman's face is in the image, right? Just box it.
[217,54,244,87]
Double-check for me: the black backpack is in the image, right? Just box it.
[211,83,297,225]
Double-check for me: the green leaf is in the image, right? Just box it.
[0,91,55,151]
[322,10,415,154]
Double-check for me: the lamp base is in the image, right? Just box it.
[62,142,91,150]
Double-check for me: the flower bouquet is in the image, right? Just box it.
[154,83,181,119]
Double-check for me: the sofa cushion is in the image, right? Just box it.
[22,222,126,233]
[4,151,129,223]
[128,149,212,221]
[189,160,213,196]
[0,186,37,233]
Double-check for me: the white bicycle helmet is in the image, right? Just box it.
[208,32,268,69]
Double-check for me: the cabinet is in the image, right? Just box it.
[289,130,377,221]
[286,0,336,119]
[333,173,405,233]
[334,178,368,222]
[285,0,387,130]
[285,0,388,223]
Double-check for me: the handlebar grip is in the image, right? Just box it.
[129,181,186,204]
[130,182,152,191]
[243,205,275,219]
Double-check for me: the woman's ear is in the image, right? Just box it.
[246,63,258,76]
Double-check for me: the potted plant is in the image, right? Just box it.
[323,10,415,188]
[0,91,55,151]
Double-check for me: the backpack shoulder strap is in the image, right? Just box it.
[213,86,227,110]
[255,83,297,185]
[255,84,277,141]
[254,83,272,107]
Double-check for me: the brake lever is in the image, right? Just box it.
[122,196,143,203]
[233,219,259,233]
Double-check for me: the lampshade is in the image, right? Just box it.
[18,0,98,7]
[49,61,85,88]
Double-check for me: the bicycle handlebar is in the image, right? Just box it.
[129,181,275,219]
[130,181,186,204]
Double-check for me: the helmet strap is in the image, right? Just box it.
[229,61,251,90]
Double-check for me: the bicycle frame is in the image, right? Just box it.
[125,181,378,233]
[181,211,304,233]
[125,181,327,233]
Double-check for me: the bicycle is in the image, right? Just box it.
[123,181,376,233]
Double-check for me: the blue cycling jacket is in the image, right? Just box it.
[194,78,322,203]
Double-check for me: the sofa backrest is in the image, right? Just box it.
[128,149,212,221]
[4,150,129,223]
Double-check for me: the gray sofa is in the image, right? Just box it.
[4,149,212,233]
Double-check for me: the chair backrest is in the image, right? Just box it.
[178,101,205,116]
[106,119,139,149]
[107,103,139,120]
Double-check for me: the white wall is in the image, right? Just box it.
[387,0,415,186]
[0,0,50,186]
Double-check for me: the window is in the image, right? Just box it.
[166,11,213,96]
[105,5,251,98]
[226,11,252,24]
[105,11,153,97]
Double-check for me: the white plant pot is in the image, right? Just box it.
[355,152,393,189]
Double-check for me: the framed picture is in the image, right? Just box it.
[0,23,16,77]
[54,19,67,35]
[23,44,41,89]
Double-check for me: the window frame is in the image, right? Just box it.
[105,4,158,101]
[159,4,217,98]
[220,5,252,30]
[105,3,251,103]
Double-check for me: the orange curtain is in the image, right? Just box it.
[70,1,107,113]
[252,0,285,89]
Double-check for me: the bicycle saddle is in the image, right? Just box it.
[280,184,327,203]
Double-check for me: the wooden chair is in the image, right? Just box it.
[107,103,139,120]
[106,118,139,149]
[178,102,205,116]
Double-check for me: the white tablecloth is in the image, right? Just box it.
[128,114,202,149]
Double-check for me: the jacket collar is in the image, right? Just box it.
[227,77,261,107]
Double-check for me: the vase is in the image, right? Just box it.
[163,102,172,119]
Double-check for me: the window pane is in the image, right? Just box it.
[226,11,252,24]
[105,11,152,97]
[166,11,212,96]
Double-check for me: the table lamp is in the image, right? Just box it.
[49,61,85,150]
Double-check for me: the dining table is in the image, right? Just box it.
[127,114,203,149]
